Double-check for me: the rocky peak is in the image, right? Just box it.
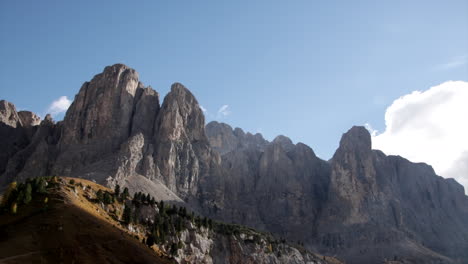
[272,135,294,152]
[60,64,143,148]
[0,100,22,128]
[333,126,372,158]
[155,82,206,142]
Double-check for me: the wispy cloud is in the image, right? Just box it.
[364,123,378,137]
[47,96,71,117]
[200,105,207,113]
[435,55,467,71]
[217,104,231,119]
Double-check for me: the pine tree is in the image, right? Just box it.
[121,187,129,200]
[170,242,178,256]
[159,201,165,216]
[96,189,104,201]
[146,234,155,247]
[123,206,132,224]
[175,217,182,232]
[103,192,112,204]
[114,184,120,197]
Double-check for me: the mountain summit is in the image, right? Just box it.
[1,64,468,264]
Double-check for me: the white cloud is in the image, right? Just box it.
[47,96,71,117]
[369,81,468,192]
[436,55,467,71]
[217,104,231,119]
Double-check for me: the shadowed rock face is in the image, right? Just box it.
[2,64,468,263]
[204,122,330,241]
[205,123,468,264]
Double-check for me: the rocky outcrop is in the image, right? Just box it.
[0,100,22,128]
[18,111,41,128]
[0,101,42,178]
[174,226,334,264]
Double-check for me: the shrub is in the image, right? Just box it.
[11,202,17,214]
[1,182,17,207]
[37,178,47,194]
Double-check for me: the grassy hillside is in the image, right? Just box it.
[0,176,173,264]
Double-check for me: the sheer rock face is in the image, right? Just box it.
[205,121,268,155]
[152,83,218,198]
[206,123,468,264]
[204,122,330,243]
[0,101,42,179]
[54,64,151,174]
[0,64,216,203]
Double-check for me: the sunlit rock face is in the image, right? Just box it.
[0,64,218,203]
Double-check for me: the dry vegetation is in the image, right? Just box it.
[0,176,173,264]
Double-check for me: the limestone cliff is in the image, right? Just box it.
[2,64,468,263]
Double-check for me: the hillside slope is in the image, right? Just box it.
[0,177,172,264]
[0,176,340,264]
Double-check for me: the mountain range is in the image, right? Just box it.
[1,64,467,263]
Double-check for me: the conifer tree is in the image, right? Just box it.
[103,192,112,204]
[96,189,104,201]
[146,234,155,247]
[122,187,129,200]
[123,206,132,224]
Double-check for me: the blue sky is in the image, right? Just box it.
[0,0,467,159]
